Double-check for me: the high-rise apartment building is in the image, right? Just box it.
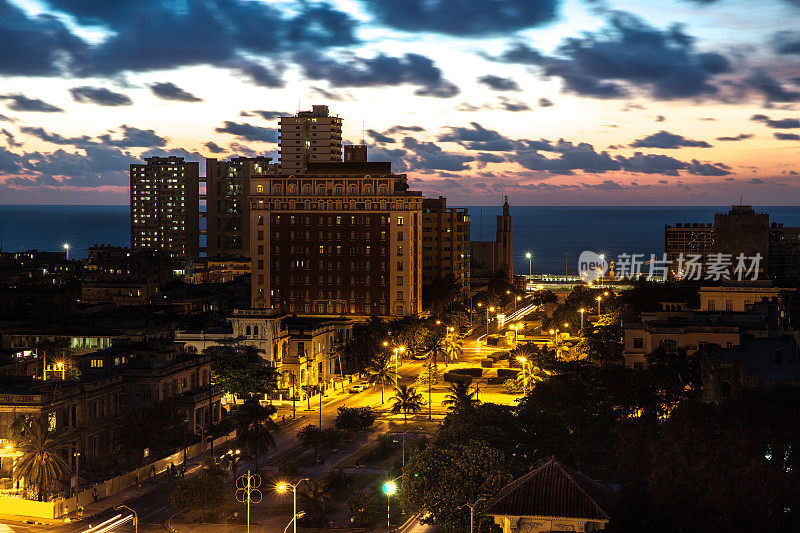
[421,197,470,296]
[205,156,274,258]
[248,161,423,319]
[278,105,342,173]
[130,156,199,257]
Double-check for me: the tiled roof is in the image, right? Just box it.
[484,457,616,521]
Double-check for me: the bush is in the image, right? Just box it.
[335,406,376,432]
[348,489,383,528]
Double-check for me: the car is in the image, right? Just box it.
[349,384,368,393]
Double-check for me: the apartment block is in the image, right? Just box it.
[421,196,470,296]
[130,156,199,257]
[278,105,342,173]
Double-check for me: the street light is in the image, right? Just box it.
[63,243,70,261]
[276,478,310,533]
[114,505,138,533]
[383,480,397,531]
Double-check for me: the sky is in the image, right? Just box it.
[0,0,799,205]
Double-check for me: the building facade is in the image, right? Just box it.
[421,197,470,296]
[248,162,423,319]
[205,156,274,258]
[278,105,342,173]
[130,156,199,258]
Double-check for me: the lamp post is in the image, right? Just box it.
[459,497,486,533]
[383,480,397,532]
[114,505,138,533]
[63,243,70,261]
[276,478,309,533]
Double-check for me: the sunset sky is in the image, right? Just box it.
[1,0,799,205]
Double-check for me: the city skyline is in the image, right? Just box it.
[1,0,800,205]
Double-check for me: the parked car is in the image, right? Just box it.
[349,384,368,393]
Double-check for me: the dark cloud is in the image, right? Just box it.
[716,133,753,141]
[250,110,289,121]
[402,137,473,171]
[149,82,202,102]
[775,132,800,140]
[538,98,554,107]
[1,94,63,112]
[745,71,800,103]
[478,75,519,91]
[498,97,531,112]
[367,129,395,144]
[296,51,459,97]
[367,0,559,36]
[70,86,132,106]
[97,125,168,148]
[1,129,21,147]
[491,12,730,100]
[771,31,800,54]
[204,141,226,154]
[630,130,712,149]
[21,126,94,146]
[214,122,277,143]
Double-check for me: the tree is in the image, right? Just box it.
[234,398,279,471]
[366,353,397,404]
[297,478,331,527]
[441,381,480,415]
[170,460,225,522]
[402,440,513,533]
[335,406,376,433]
[12,416,69,501]
[116,401,184,464]
[297,424,325,454]
[390,385,425,422]
[206,344,277,399]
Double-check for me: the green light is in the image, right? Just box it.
[383,481,397,495]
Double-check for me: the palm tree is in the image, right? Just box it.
[441,381,480,415]
[442,334,463,365]
[366,354,397,404]
[12,416,69,501]
[234,398,279,472]
[390,385,425,422]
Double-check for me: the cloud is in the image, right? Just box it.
[498,97,531,111]
[295,51,459,97]
[538,98,554,107]
[478,75,519,91]
[771,31,800,54]
[214,122,277,142]
[367,0,559,36]
[1,94,63,112]
[716,133,753,141]
[204,141,226,154]
[149,82,202,102]
[97,125,168,148]
[70,86,132,106]
[630,130,712,149]
[775,132,800,140]
[490,12,730,100]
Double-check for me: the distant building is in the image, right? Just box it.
[665,205,800,281]
[471,197,514,288]
[130,156,199,257]
[484,457,616,532]
[248,161,423,319]
[278,105,343,173]
[205,156,274,258]
[421,196,470,296]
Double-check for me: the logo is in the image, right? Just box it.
[578,251,607,282]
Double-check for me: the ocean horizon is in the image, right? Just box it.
[3,204,800,274]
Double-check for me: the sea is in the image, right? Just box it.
[2,205,800,275]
